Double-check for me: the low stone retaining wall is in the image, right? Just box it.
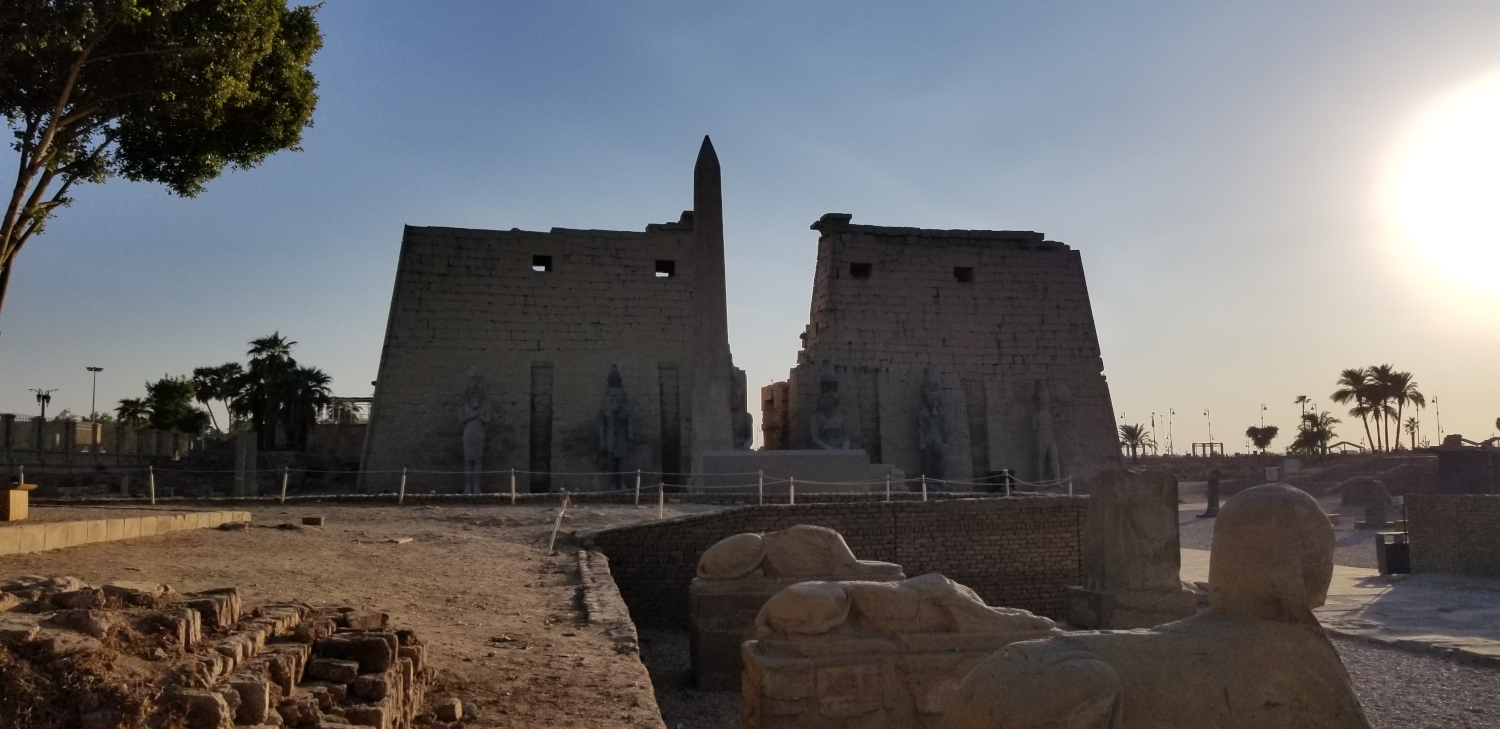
[578,496,1086,628]
[0,510,252,556]
[1408,494,1500,578]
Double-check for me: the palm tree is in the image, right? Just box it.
[191,362,246,433]
[1291,411,1340,458]
[235,333,299,449]
[286,365,333,450]
[1118,424,1154,464]
[1294,395,1312,417]
[1386,370,1425,450]
[1404,417,1421,449]
[1369,364,1401,451]
[115,398,150,427]
[1332,368,1378,452]
[327,399,364,424]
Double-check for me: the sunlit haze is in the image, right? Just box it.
[2,2,1498,452]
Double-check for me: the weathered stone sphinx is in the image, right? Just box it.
[742,574,1059,728]
[691,525,904,690]
[1067,469,1198,629]
[943,484,1372,729]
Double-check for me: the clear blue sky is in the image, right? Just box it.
[2,1,1498,452]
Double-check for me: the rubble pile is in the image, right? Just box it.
[0,575,452,729]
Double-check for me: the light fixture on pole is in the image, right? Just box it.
[1204,409,1213,445]
[1260,403,1266,428]
[86,367,103,422]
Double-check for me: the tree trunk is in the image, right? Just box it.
[1359,412,1375,453]
[0,257,12,316]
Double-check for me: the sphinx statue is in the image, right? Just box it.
[598,365,632,490]
[942,484,1372,729]
[918,368,947,481]
[458,365,492,495]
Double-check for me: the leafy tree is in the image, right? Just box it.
[1385,370,1424,450]
[1245,425,1279,453]
[1118,423,1154,464]
[0,0,322,314]
[192,362,244,432]
[326,399,363,424]
[285,364,331,449]
[1291,411,1340,458]
[1405,417,1421,449]
[1332,368,1378,451]
[114,397,149,426]
[51,407,75,420]
[144,374,208,432]
[1294,395,1312,416]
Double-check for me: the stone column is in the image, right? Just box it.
[234,430,259,497]
[62,418,77,463]
[688,136,734,474]
[114,424,125,466]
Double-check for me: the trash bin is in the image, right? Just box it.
[1375,531,1410,575]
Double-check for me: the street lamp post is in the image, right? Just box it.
[1204,409,1213,450]
[86,367,103,454]
[1260,403,1266,428]
[1434,398,1441,439]
[1168,408,1175,455]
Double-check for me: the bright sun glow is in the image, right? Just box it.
[1389,71,1500,298]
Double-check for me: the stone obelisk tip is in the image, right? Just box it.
[696,135,719,173]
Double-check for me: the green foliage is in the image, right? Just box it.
[1329,365,1424,451]
[144,374,209,432]
[226,332,332,449]
[114,397,149,426]
[1245,425,1279,452]
[192,361,244,431]
[0,0,322,312]
[1118,423,1155,463]
[1291,411,1340,457]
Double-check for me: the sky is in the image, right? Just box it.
[1,1,1498,453]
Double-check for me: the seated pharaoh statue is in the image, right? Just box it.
[942,484,1371,729]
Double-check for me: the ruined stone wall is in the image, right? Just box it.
[779,215,1121,491]
[1408,494,1500,578]
[581,495,1086,627]
[362,218,718,493]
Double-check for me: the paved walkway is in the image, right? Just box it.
[1181,549,1500,665]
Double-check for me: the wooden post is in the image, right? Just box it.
[1067,475,1073,496]
[885,473,891,502]
[789,477,795,505]
[635,469,642,506]
[758,470,764,506]
[398,468,407,505]
[657,482,664,519]
[149,465,156,505]
[280,466,289,504]
[510,468,517,505]
[547,492,570,554]
[921,475,928,502]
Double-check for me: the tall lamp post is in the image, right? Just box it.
[1434,398,1441,439]
[1204,409,1213,452]
[1260,403,1267,428]
[29,388,56,460]
[86,366,103,453]
[1168,408,1175,455]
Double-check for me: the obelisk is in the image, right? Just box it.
[689,136,734,474]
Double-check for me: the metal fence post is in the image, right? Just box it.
[280,466,289,504]
[758,470,764,506]
[921,475,928,502]
[789,477,795,505]
[398,468,407,505]
[510,468,517,505]
[635,469,642,506]
[149,465,156,505]
[885,473,891,502]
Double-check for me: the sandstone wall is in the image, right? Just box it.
[362,218,721,493]
[780,215,1121,490]
[581,496,1086,627]
[1408,494,1500,578]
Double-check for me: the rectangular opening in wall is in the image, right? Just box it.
[954,266,974,283]
[655,260,676,278]
[532,255,553,272]
[850,262,873,280]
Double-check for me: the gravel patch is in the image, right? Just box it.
[640,628,739,729]
[1336,636,1500,728]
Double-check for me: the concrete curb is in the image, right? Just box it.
[1325,626,1500,669]
[0,510,252,556]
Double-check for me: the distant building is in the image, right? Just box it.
[767,214,1122,489]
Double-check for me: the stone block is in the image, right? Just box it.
[345,703,389,729]
[186,588,242,629]
[171,688,235,729]
[104,581,167,607]
[302,516,326,526]
[432,698,462,722]
[315,633,395,673]
[0,527,20,555]
[0,614,40,644]
[140,517,157,537]
[229,675,272,725]
[396,644,425,673]
[17,524,44,552]
[122,518,141,539]
[85,520,106,543]
[105,519,125,541]
[350,672,391,701]
[295,618,338,643]
[343,610,386,630]
[307,657,361,683]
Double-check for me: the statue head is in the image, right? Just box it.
[731,365,748,412]
[604,365,627,409]
[1207,484,1335,624]
[464,365,486,406]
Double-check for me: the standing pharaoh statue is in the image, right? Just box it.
[598,365,633,490]
[1033,382,1062,484]
[810,360,849,450]
[459,365,492,495]
[918,368,947,481]
[731,364,754,450]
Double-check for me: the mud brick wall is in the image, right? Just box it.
[1408,494,1500,578]
[582,495,1086,627]
[780,216,1122,490]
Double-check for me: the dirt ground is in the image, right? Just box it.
[1,501,722,729]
